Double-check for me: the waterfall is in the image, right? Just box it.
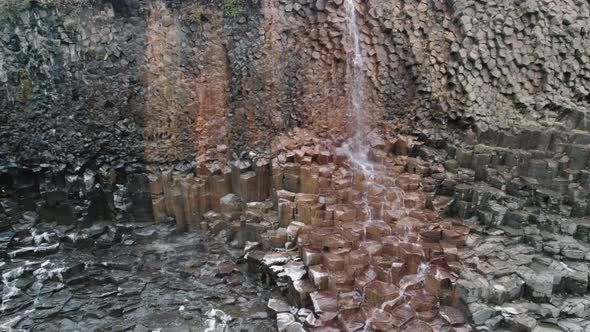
[344,0,366,138]
[342,0,375,229]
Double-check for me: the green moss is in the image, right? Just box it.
[262,35,273,49]
[108,169,118,185]
[223,0,245,17]
[186,3,205,24]
[0,0,32,19]
[16,68,33,104]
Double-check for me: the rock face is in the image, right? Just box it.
[1,0,590,223]
[1,0,590,331]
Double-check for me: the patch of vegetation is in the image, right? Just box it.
[0,0,32,18]
[16,68,33,104]
[263,36,273,49]
[0,0,91,19]
[186,3,205,24]
[223,0,245,17]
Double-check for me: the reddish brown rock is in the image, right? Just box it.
[390,261,408,284]
[278,200,295,227]
[364,221,392,241]
[364,280,400,307]
[254,158,271,200]
[389,304,416,329]
[231,159,251,193]
[239,171,258,202]
[354,266,379,290]
[368,308,395,331]
[171,183,187,232]
[217,261,236,277]
[337,291,363,311]
[208,170,231,212]
[344,250,370,275]
[323,252,345,272]
[310,291,338,321]
[283,163,301,192]
[328,270,354,291]
[405,319,434,332]
[425,265,454,297]
[309,265,330,290]
[337,309,366,332]
[290,279,316,307]
[359,240,383,258]
[302,247,322,266]
[400,243,424,275]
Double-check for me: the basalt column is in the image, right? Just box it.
[143,1,197,164]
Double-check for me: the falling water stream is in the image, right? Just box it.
[342,0,376,235]
[344,0,366,135]
[341,1,432,330]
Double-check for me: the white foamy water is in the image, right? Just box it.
[342,0,376,238]
[340,1,431,329]
[344,0,366,135]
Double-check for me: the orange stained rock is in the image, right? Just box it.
[238,171,258,202]
[286,221,307,239]
[309,265,330,290]
[323,234,352,251]
[340,222,364,245]
[334,206,357,223]
[368,308,395,331]
[353,266,379,291]
[337,291,363,311]
[328,270,355,291]
[337,309,366,332]
[302,247,322,267]
[345,250,370,267]
[410,290,439,313]
[359,240,383,257]
[425,265,455,297]
[255,130,474,330]
[399,274,426,293]
[364,220,392,241]
[310,227,337,247]
[364,280,400,307]
[310,291,338,318]
[311,217,334,228]
[405,319,435,332]
[400,243,425,275]
[254,159,271,200]
[278,200,294,227]
[323,251,346,271]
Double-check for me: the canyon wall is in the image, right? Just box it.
[2,0,590,330]
[1,0,590,223]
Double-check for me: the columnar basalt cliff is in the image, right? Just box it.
[1,0,590,331]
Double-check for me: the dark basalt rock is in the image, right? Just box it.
[0,0,589,330]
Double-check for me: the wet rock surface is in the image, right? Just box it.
[0,220,277,331]
[231,129,473,331]
[420,127,590,331]
[458,225,590,331]
[1,0,590,331]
